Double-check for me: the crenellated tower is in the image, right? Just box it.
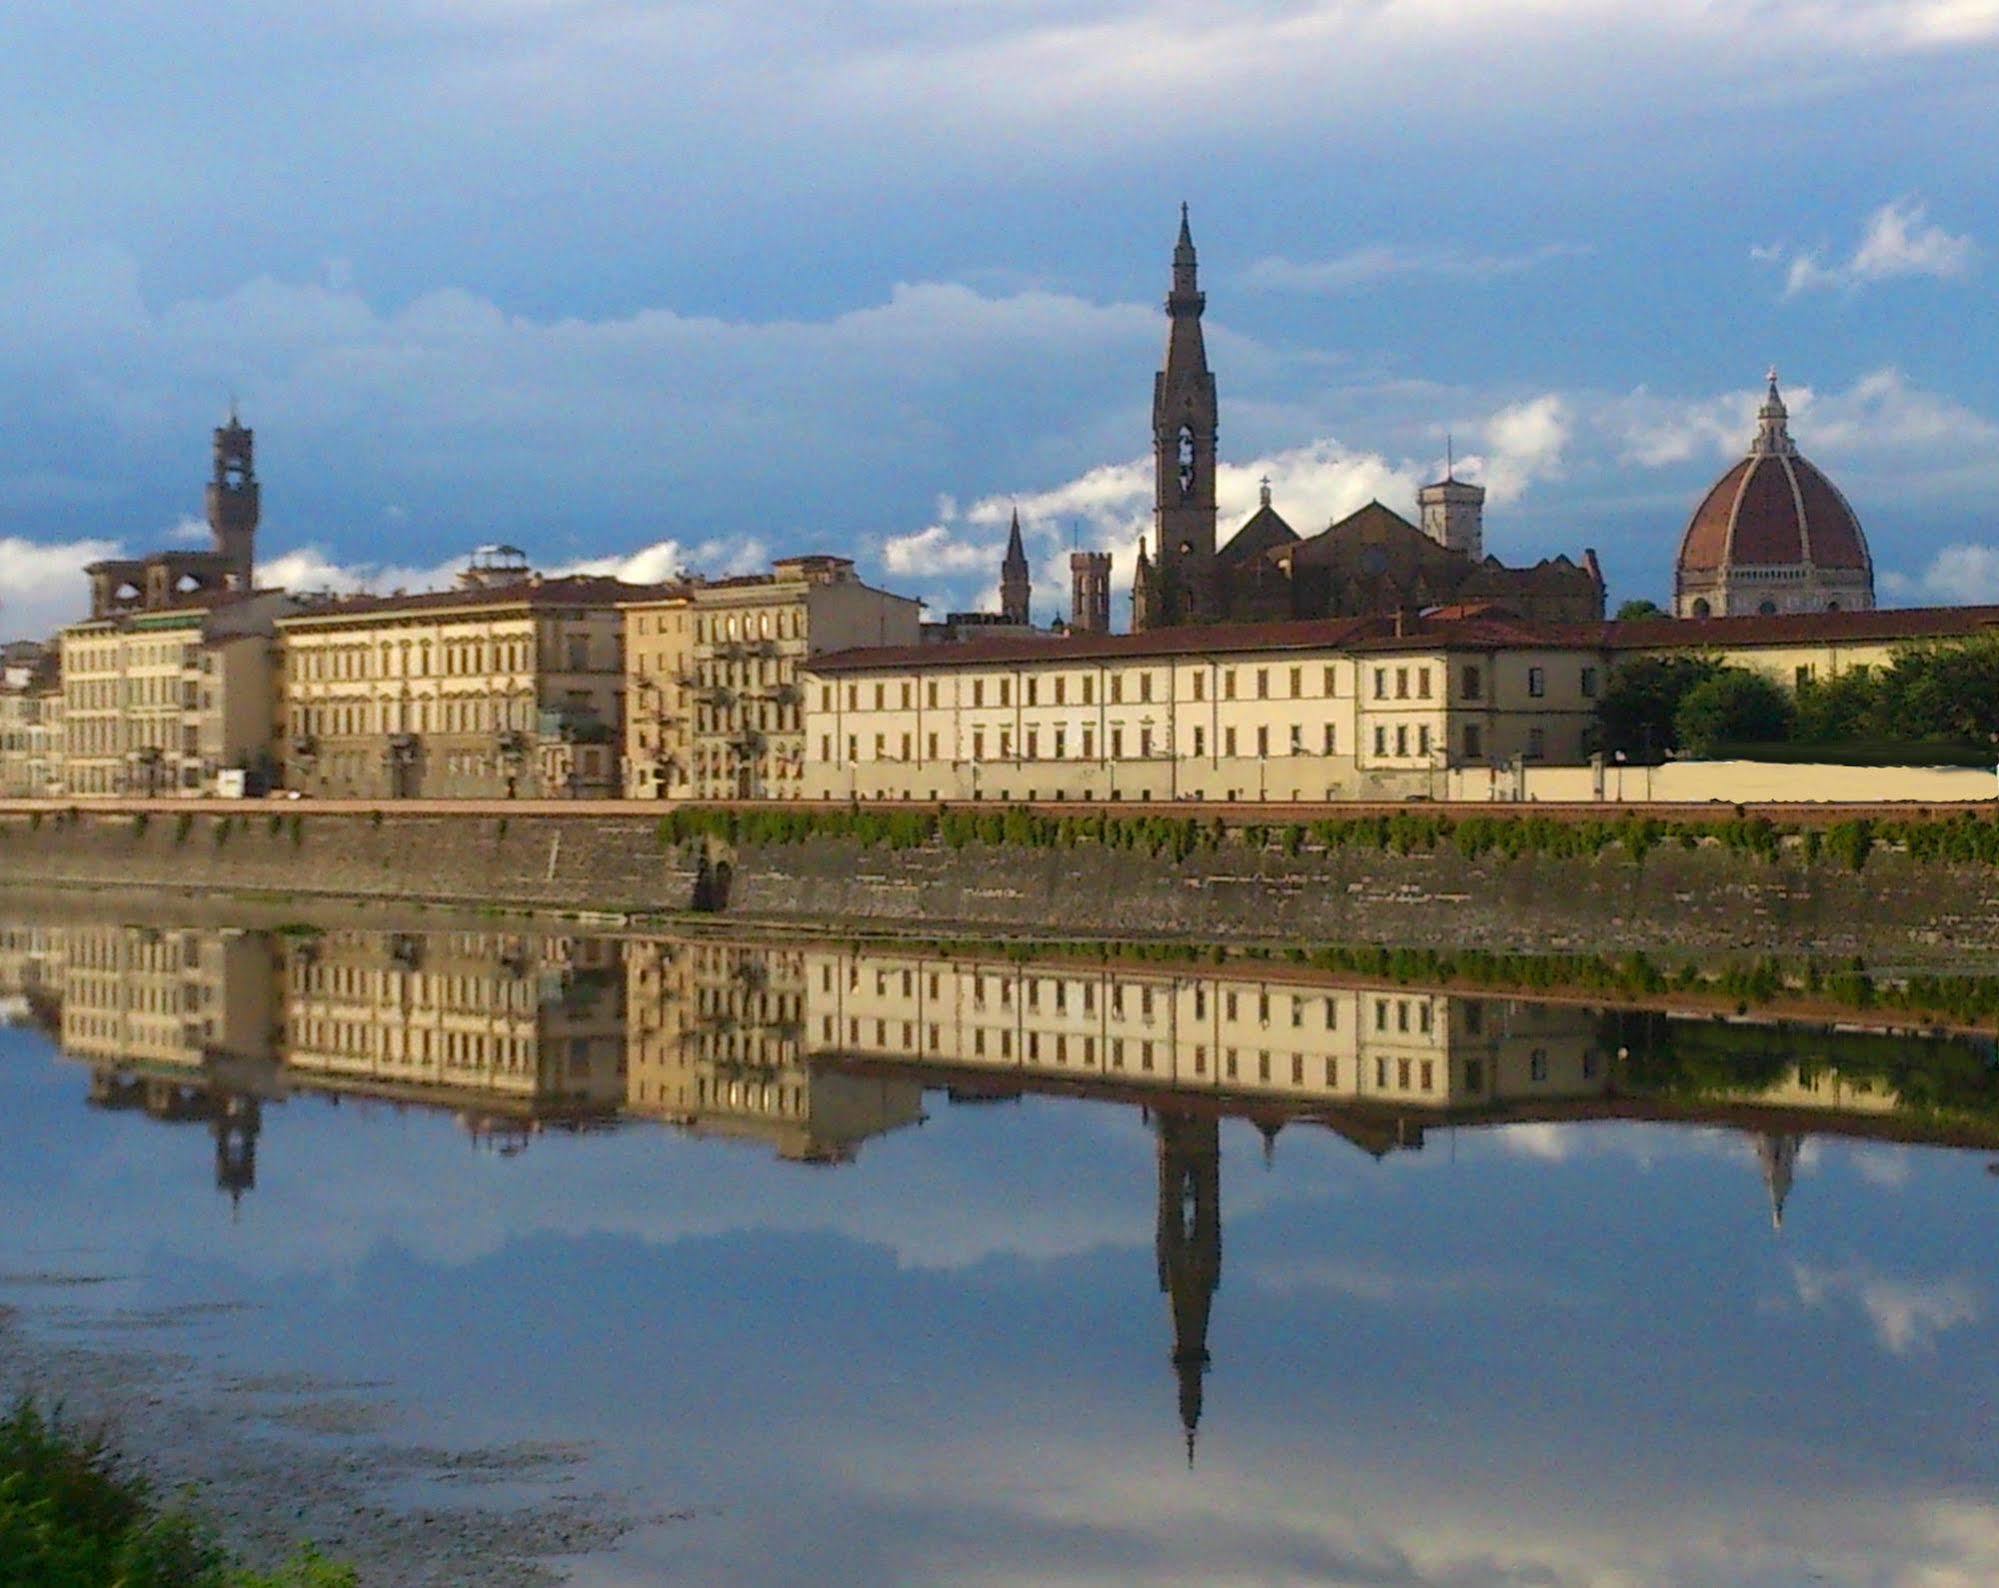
[205,409,259,592]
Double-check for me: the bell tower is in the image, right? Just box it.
[206,408,259,592]
[1144,205,1218,628]
[1156,1109,1221,1465]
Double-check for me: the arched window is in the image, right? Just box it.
[1178,425,1197,497]
[1758,600,1778,616]
[1691,599,1711,619]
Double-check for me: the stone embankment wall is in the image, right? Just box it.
[5,806,1999,958]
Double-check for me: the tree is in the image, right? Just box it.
[1616,598,1667,621]
[1674,668,1796,757]
[1793,669,1883,743]
[1595,655,1722,761]
[1876,634,1999,744]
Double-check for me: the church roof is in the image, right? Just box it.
[1677,375,1871,575]
[1217,501,1299,568]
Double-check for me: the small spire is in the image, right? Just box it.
[1754,368,1795,456]
[1258,475,1272,510]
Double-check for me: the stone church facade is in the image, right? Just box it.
[1132,210,1604,632]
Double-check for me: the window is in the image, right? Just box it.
[1581,667,1599,698]
[1527,666,1546,698]
[1054,728,1066,759]
[1530,1048,1549,1082]
[1225,727,1237,757]
[1256,726,1269,757]
[1290,724,1303,755]
[1323,723,1336,754]
[1025,678,1037,706]
[1418,725,1431,755]
[1081,676,1094,704]
[1395,667,1409,699]
[1111,675,1123,704]
[1373,668,1387,699]
[1224,669,1237,700]
[927,680,940,709]
[1255,668,1269,699]
[1461,665,1483,701]
[1464,724,1483,760]
[1527,727,1546,759]
[1322,665,1336,695]
[1795,665,1813,689]
[973,680,985,707]
[874,683,885,710]
[1140,673,1153,703]
[1374,725,1387,755]
[1395,724,1408,755]
[1417,667,1432,698]
[998,679,1011,706]
[1192,725,1205,756]
[1054,677,1065,704]
[1191,673,1204,701]
[927,732,938,758]
[900,682,912,710]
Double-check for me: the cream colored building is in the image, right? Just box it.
[623,555,920,801]
[1617,603,1999,692]
[59,592,293,797]
[58,923,279,1069]
[0,660,62,798]
[802,618,1603,803]
[798,945,1607,1112]
[282,928,626,1121]
[277,567,656,799]
[623,936,923,1161]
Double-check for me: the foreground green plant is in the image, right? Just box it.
[0,1399,356,1587]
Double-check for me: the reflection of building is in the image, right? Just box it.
[86,1069,263,1206]
[276,563,648,799]
[624,939,923,1162]
[282,929,627,1135]
[1157,1111,1219,1465]
[799,947,1607,1118]
[59,925,279,1069]
[621,556,920,801]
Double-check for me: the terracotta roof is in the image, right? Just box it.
[277,576,668,625]
[808,602,1999,673]
[1678,450,1870,574]
[809,615,1394,672]
[1605,603,1999,649]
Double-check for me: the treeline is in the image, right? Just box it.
[656,804,1999,872]
[1598,633,1999,762]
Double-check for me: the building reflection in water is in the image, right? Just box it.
[9,918,1999,1458]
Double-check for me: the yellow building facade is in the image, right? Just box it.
[623,555,921,800]
[802,620,1603,802]
[59,594,291,797]
[276,573,651,799]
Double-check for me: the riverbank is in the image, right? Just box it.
[0,1279,634,1586]
[6,801,1999,957]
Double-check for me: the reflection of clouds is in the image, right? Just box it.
[1791,1261,1980,1355]
[1245,1256,1575,1310]
[1851,1149,1913,1190]
[1493,1122,1573,1162]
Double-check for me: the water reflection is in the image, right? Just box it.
[7,914,1999,1583]
[8,916,1999,1464]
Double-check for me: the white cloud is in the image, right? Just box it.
[0,535,125,640]
[1244,242,1590,294]
[1881,544,1999,606]
[1791,1260,1980,1354]
[1763,199,1979,297]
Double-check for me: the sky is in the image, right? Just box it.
[2,0,1997,640]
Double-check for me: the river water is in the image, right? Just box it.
[3,908,1998,1586]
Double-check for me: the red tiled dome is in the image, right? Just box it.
[1676,377,1870,577]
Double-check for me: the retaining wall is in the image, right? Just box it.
[5,807,1999,958]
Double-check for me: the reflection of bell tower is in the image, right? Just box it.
[212,1095,261,1209]
[1139,205,1218,631]
[1757,1132,1801,1231]
[206,409,259,593]
[1156,1109,1221,1465]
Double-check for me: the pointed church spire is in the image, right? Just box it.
[1757,1132,1801,1231]
[1000,503,1031,625]
[1157,1111,1220,1468]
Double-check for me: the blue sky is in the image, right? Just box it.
[2,0,1996,639]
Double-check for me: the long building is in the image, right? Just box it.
[276,552,657,799]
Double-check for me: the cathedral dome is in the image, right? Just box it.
[1674,374,1874,618]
